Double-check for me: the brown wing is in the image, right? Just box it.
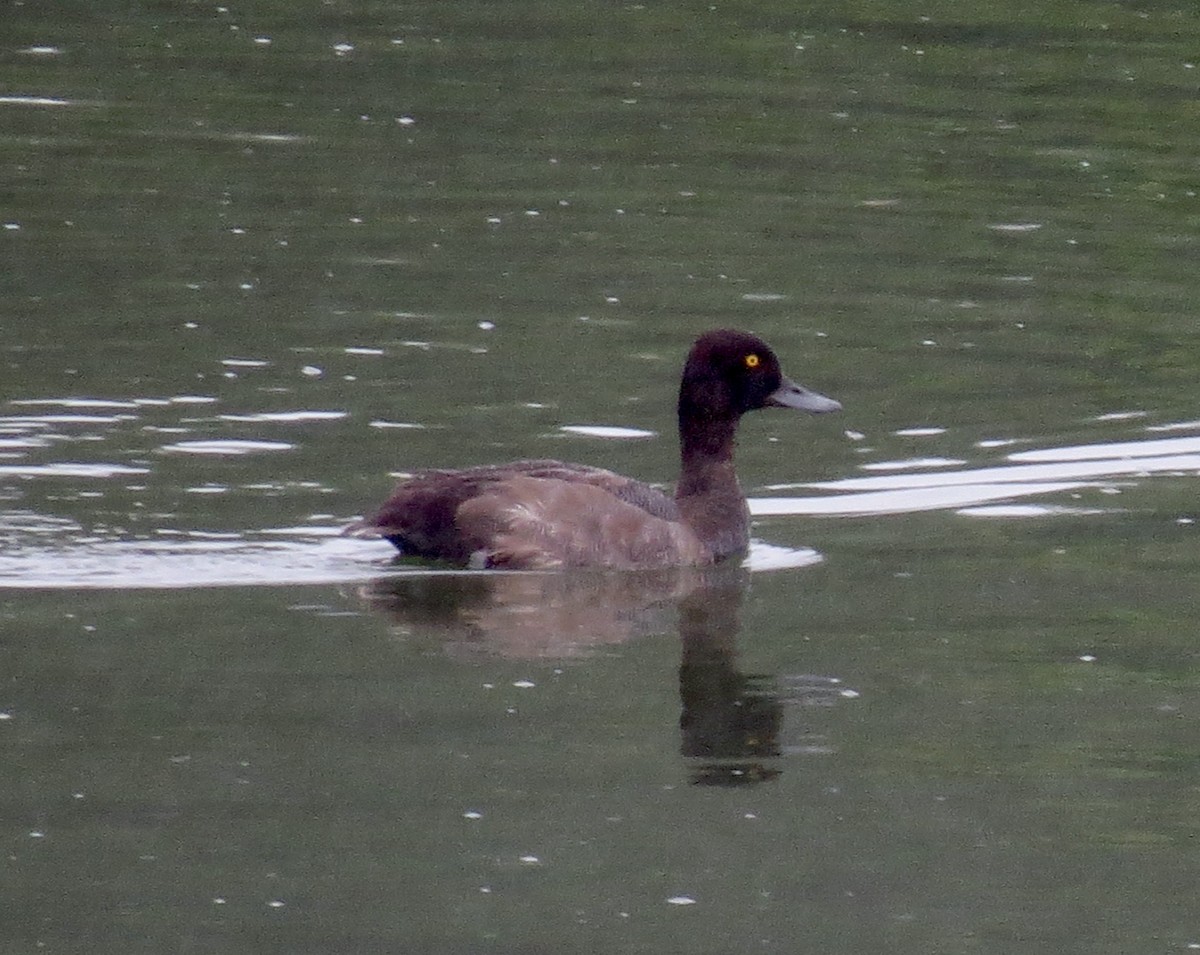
[488,460,680,521]
[455,476,709,569]
[350,459,683,566]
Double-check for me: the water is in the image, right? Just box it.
[3,3,1200,952]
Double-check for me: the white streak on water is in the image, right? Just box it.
[757,432,1200,516]
[159,440,294,455]
[0,95,72,106]
[859,457,966,471]
[750,482,1090,517]
[1007,435,1200,462]
[0,535,376,590]
[893,427,947,437]
[11,399,140,409]
[217,411,348,423]
[744,541,823,571]
[559,425,657,439]
[958,504,1114,518]
[0,414,132,426]
[0,463,150,478]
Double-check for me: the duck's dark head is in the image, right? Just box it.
[678,329,841,425]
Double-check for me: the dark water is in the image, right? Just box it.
[3,3,1200,953]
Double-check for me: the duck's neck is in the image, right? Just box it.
[675,412,750,560]
[676,413,737,493]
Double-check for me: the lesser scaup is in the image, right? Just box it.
[350,329,840,569]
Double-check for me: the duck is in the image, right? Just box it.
[348,328,841,570]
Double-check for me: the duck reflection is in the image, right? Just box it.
[357,566,850,786]
[676,573,784,786]
[356,568,702,659]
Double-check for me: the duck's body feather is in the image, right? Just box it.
[351,329,840,570]
[365,460,691,569]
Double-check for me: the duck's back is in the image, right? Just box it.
[356,459,706,570]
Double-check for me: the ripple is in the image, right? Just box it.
[0,414,134,426]
[0,511,82,533]
[959,504,1113,518]
[987,222,1043,233]
[559,425,657,439]
[217,411,348,423]
[221,132,306,144]
[0,463,150,478]
[894,427,947,437]
[860,457,966,471]
[159,440,295,455]
[0,534,376,589]
[0,525,825,589]
[750,482,1089,517]
[756,431,1200,517]
[1008,434,1200,462]
[1147,419,1200,433]
[369,420,426,430]
[11,399,140,410]
[744,541,823,571]
[0,95,73,107]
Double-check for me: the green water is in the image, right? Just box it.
[3,3,1200,952]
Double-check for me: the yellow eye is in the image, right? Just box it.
[745,353,760,369]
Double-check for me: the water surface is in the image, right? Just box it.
[3,3,1200,952]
